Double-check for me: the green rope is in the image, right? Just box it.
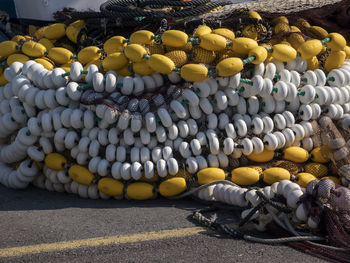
[181,100,189,106]
[321,37,331,44]
[78,82,93,91]
[207,69,218,75]
[151,35,161,40]
[61,72,70,77]
[240,79,253,85]
[242,56,255,65]
[188,38,200,45]
[237,87,245,94]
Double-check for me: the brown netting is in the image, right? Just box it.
[319,117,350,181]
[286,118,350,262]
[200,0,341,15]
[336,119,350,145]
[260,0,350,40]
[310,120,322,148]
[308,179,350,248]
[289,241,350,263]
[198,0,350,39]
[288,179,350,262]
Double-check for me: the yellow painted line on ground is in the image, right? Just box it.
[0,227,205,258]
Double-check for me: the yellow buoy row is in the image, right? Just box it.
[43,153,187,199]
[193,145,337,188]
[0,18,347,83]
[247,146,330,164]
[41,149,338,200]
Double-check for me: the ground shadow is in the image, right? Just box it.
[0,185,206,212]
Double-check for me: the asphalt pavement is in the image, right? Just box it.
[0,185,324,263]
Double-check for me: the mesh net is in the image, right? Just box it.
[201,0,343,17]
[305,179,350,248]
[197,0,350,39]
[318,117,350,181]
[279,178,350,263]
[310,120,322,148]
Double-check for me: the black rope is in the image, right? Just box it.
[192,207,244,238]
[238,201,266,227]
[256,191,292,214]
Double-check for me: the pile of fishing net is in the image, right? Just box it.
[0,0,348,262]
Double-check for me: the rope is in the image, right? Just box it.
[283,214,350,253]
[192,205,326,245]
[238,201,265,227]
[265,205,291,232]
[256,190,292,213]
[243,235,325,244]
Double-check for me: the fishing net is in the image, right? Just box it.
[318,117,350,181]
[53,0,234,48]
[49,1,350,262]
[287,179,350,263]
[198,0,350,39]
[54,0,272,48]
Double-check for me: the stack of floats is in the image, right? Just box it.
[0,13,349,224]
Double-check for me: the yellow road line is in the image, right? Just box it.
[0,227,205,258]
